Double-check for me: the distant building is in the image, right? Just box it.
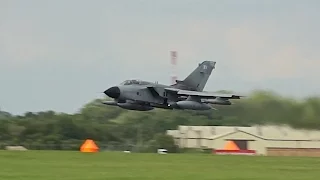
[167,125,320,156]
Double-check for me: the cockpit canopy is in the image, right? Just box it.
[120,79,151,85]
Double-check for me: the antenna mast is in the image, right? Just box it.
[170,51,177,84]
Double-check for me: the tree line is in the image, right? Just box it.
[0,90,319,152]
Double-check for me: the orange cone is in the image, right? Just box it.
[223,140,240,150]
[80,139,99,153]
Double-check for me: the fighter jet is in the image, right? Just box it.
[103,61,244,111]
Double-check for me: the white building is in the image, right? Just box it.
[167,125,320,156]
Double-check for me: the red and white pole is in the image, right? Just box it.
[170,51,177,84]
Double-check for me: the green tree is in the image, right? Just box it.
[146,133,179,153]
[1,89,320,150]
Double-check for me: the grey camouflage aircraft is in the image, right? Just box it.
[103,61,244,111]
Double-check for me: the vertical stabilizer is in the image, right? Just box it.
[175,61,215,91]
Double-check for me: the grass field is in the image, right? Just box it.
[1,150,320,180]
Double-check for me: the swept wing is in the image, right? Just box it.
[165,87,245,99]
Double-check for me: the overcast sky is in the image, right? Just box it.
[1,0,319,115]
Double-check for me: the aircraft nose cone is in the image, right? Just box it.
[104,86,120,99]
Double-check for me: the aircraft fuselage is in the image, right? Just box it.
[102,61,243,111]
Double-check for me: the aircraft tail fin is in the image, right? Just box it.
[172,61,216,91]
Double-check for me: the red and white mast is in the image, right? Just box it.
[170,51,177,84]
